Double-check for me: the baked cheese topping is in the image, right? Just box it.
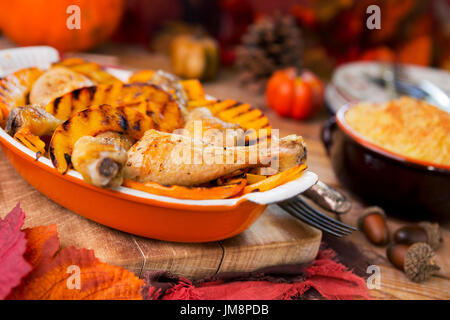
[345,97,450,166]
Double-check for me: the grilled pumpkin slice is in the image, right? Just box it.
[49,104,155,174]
[128,70,155,83]
[179,79,205,100]
[53,58,122,85]
[44,83,184,130]
[0,67,43,125]
[188,99,271,142]
[243,164,307,194]
[122,99,184,133]
[122,178,247,200]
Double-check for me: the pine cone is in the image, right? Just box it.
[236,13,303,91]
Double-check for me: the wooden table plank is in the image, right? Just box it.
[219,205,321,274]
[132,237,224,279]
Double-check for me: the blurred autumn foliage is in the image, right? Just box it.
[130,0,449,75]
[22,0,443,73]
[289,0,450,75]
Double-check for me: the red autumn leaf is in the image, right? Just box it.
[8,224,143,300]
[0,204,32,299]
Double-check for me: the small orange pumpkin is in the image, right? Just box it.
[266,68,324,120]
[0,0,125,52]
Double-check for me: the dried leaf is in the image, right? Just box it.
[23,225,59,269]
[9,224,143,300]
[0,204,32,299]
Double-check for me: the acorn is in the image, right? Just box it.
[387,242,440,283]
[394,222,442,250]
[386,243,409,270]
[358,206,389,246]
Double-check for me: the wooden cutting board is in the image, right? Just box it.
[0,151,322,279]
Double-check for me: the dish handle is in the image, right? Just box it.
[303,180,352,214]
[245,171,318,205]
[321,116,337,156]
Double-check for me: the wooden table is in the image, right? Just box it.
[0,39,449,299]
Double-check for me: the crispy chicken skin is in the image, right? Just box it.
[124,129,274,186]
[29,66,93,106]
[72,132,134,188]
[124,107,307,186]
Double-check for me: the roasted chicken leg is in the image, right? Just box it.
[183,107,306,172]
[124,129,305,186]
[71,132,134,188]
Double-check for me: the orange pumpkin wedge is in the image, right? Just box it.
[53,58,122,85]
[128,70,155,83]
[123,178,247,200]
[243,164,307,194]
[49,104,154,174]
[179,79,206,100]
[246,173,268,184]
[0,67,43,124]
[13,127,47,154]
[44,83,183,129]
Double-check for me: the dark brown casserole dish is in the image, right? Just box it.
[322,98,450,220]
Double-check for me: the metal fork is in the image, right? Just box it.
[278,197,356,238]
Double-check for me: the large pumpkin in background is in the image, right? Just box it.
[0,0,124,52]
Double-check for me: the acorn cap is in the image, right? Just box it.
[418,222,442,251]
[404,242,440,283]
[357,206,386,231]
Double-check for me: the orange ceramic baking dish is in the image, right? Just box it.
[0,127,317,242]
[0,47,318,242]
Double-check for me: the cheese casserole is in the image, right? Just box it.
[344,97,450,166]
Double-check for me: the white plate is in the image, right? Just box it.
[327,61,450,113]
